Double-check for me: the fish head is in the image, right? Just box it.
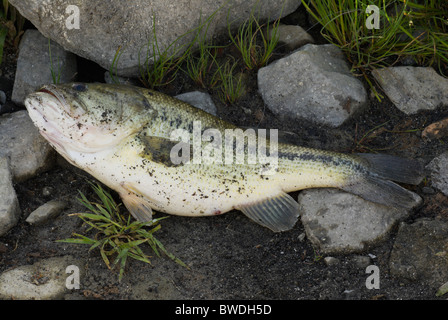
[24,82,156,156]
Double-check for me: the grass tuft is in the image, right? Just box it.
[138,14,197,89]
[227,10,281,70]
[211,56,245,104]
[302,0,448,100]
[58,182,188,282]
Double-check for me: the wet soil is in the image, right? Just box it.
[1,7,448,301]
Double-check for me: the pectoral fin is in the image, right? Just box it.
[138,133,192,167]
[237,192,300,232]
[119,183,154,222]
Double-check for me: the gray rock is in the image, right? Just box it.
[0,256,84,300]
[298,188,415,254]
[269,24,314,51]
[426,151,448,196]
[389,219,448,289]
[258,44,367,127]
[10,0,299,77]
[11,30,77,106]
[371,66,448,115]
[175,91,217,116]
[0,157,21,237]
[0,110,55,182]
[26,200,67,225]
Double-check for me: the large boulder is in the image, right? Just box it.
[258,44,367,127]
[10,0,300,77]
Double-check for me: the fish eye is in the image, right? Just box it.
[72,83,87,92]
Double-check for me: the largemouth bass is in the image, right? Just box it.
[24,83,423,232]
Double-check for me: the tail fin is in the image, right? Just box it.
[356,153,424,185]
[341,153,424,210]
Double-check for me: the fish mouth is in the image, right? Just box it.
[38,84,68,108]
[25,86,72,155]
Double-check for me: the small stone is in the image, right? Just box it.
[42,186,53,197]
[426,152,448,196]
[371,66,448,115]
[26,200,67,225]
[324,256,340,266]
[0,256,84,300]
[175,91,217,116]
[268,24,314,51]
[422,117,448,141]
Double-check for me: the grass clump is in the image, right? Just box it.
[228,11,281,70]
[138,14,196,89]
[211,56,245,104]
[302,0,448,100]
[58,182,187,281]
[182,11,223,88]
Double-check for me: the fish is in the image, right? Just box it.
[24,82,423,232]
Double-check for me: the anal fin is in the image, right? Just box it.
[119,183,154,222]
[237,192,300,232]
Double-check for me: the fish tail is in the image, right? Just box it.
[341,153,424,210]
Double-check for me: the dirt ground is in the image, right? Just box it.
[1,6,448,301]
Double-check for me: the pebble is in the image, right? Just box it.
[422,117,448,141]
[426,151,448,196]
[175,91,217,116]
[268,24,314,51]
[323,256,340,266]
[42,186,53,197]
[25,200,67,225]
[371,66,448,115]
[0,255,84,300]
